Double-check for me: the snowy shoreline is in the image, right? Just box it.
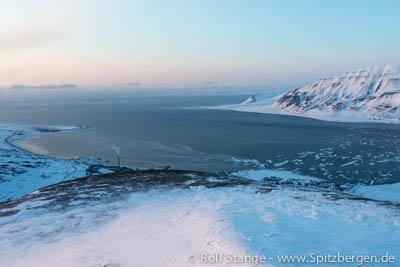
[0,125,111,202]
[3,125,84,159]
[1,124,400,204]
[1,126,400,266]
[216,101,400,125]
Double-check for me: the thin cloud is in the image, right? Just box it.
[125,82,141,86]
[9,84,77,90]
[0,23,68,53]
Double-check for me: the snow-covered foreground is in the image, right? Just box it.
[352,183,400,203]
[1,183,399,267]
[0,125,110,202]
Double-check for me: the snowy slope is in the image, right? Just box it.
[228,65,400,123]
[1,172,399,267]
[351,182,400,203]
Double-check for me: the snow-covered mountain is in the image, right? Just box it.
[232,65,400,123]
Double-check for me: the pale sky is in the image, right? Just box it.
[1,0,400,91]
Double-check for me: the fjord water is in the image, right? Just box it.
[1,94,399,184]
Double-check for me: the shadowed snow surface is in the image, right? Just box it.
[1,169,399,267]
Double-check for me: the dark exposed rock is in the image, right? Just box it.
[332,102,344,111]
[278,92,302,107]
[1,169,398,218]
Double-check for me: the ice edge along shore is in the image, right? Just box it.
[1,124,400,203]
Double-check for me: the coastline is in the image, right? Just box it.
[0,125,111,202]
[215,102,400,125]
[2,126,400,266]
[1,124,400,204]
[5,125,93,159]
[5,129,56,159]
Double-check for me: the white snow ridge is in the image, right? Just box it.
[228,65,400,123]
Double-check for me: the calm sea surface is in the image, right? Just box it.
[1,94,400,184]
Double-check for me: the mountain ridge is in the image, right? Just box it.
[235,65,400,123]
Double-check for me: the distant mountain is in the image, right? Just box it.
[234,65,400,123]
